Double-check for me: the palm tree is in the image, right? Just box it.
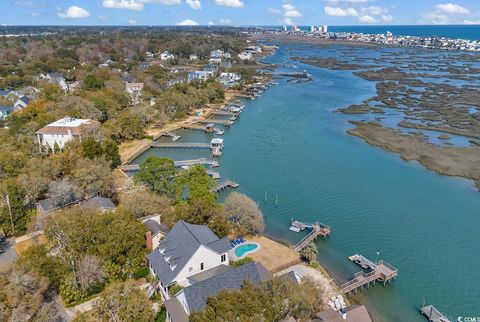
[300,242,318,263]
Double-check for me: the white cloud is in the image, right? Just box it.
[215,0,244,8]
[178,18,199,25]
[283,4,302,18]
[128,18,137,25]
[57,6,90,19]
[423,3,471,24]
[186,0,201,10]
[268,8,281,15]
[324,6,358,17]
[358,15,377,23]
[102,0,144,11]
[381,14,393,23]
[98,14,109,20]
[361,6,388,16]
[283,17,294,25]
[145,0,181,4]
[435,3,469,15]
[219,19,232,25]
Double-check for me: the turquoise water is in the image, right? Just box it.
[133,45,480,321]
[235,243,258,258]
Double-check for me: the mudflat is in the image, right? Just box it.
[348,122,480,189]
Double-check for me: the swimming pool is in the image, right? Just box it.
[234,243,259,258]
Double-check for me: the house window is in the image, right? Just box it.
[221,254,226,262]
[200,263,204,271]
[188,266,193,273]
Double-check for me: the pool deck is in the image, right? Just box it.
[242,236,301,273]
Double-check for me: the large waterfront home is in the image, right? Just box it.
[147,220,230,299]
[35,116,100,152]
[164,262,271,322]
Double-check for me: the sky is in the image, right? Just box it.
[3,0,480,26]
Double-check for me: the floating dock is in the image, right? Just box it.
[211,180,239,193]
[150,142,210,149]
[420,305,451,322]
[162,131,181,141]
[293,223,331,252]
[340,259,398,294]
[349,254,377,270]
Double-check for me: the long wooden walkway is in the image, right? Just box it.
[420,305,451,322]
[199,119,233,126]
[121,158,219,172]
[150,142,210,149]
[293,224,331,252]
[182,125,207,131]
[340,260,398,294]
[212,110,236,116]
[211,180,239,193]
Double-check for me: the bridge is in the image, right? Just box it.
[150,142,210,149]
[293,223,331,252]
[211,180,239,193]
[340,260,398,294]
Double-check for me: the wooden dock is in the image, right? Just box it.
[293,223,331,252]
[420,305,451,322]
[340,260,398,294]
[211,180,239,193]
[206,170,221,180]
[182,124,207,131]
[199,119,233,126]
[212,110,236,116]
[150,142,210,149]
[122,158,219,172]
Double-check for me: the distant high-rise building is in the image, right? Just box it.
[310,26,317,32]
[283,25,288,32]
[386,31,393,43]
[322,25,328,33]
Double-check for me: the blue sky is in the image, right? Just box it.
[3,0,480,26]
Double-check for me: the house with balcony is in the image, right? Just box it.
[147,220,230,299]
[35,116,100,152]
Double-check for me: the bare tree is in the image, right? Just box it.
[76,255,105,292]
[223,192,265,235]
[48,179,79,208]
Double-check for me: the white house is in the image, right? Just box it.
[35,116,100,152]
[189,54,198,61]
[238,51,252,60]
[13,96,31,110]
[188,70,214,82]
[160,51,175,61]
[147,220,231,299]
[0,106,14,120]
[44,72,68,92]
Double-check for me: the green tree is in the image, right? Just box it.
[300,242,318,264]
[0,179,30,236]
[102,139,121,168]
[40,83,63,102]
[83,74,104,90]
[117,189,172,219]
[190,276,325,322]
[93,281,155,322]
[82,138,104,160]
[135,157,176,195]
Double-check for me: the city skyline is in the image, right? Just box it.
[3,0,480,27]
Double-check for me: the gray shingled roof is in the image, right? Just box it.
[18,96,31,104]
[179,262,272,313]
[147,220,230,286]
[83,197,116,210]
[144,219,169,236]
[0,106,14,112]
